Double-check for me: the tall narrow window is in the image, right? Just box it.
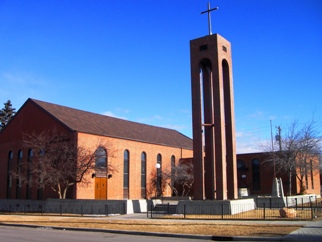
[26,149,33,199]
[156,154,162,197]
[171,155,175,196]
[252,158,260,191]
[95,147,107,177]
[310,160,314,189]
[123,150,129,199]
[16,150,23,199]
[37,149,45,200]
[237,159,246,171]
[6,151,13,199]
[237,159,247,188]
[305,162,308,189]
[141,152,147,198]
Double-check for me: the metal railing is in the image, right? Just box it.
[0,199,126,216]
[148,200,322,220]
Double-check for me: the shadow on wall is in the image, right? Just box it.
[127,200,147,213]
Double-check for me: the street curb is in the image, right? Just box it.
[0,223,285,241]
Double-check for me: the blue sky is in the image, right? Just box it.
[1,0,321,154]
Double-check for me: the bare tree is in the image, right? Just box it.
[12,129,116,199]
[265,118,321,195]
[163,159,194,197]
[147,168,167,198]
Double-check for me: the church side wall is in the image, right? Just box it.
[0,101,75,200]
[76,133,193,200]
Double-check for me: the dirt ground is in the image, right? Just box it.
[0,214,304,237]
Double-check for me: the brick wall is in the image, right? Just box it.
[77,133,193,200]
[0,100,193,200]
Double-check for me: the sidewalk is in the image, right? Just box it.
[283,219,322,241]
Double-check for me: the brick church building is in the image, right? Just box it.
[0,98,193,200]
[0,98,320,201]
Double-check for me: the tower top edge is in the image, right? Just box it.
[190,33,230,44]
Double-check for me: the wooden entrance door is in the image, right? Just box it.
[95,177,107,199]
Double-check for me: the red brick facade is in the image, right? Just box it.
[76,133,192,200]
[237,152,321,196]
[0,99,193,200]
[190,34,237,200]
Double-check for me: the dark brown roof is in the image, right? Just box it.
[29,98,192,149]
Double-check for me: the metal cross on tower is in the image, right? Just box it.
[201,2,218,35]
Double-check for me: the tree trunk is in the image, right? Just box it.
[288,169,292,196]
[62,183,74,199]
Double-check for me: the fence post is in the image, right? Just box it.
[167,203,170,214]
[295,198,297,210]
[269,198,272,209]
[150,200,153,218]
[263,203,266,220]
[105,204,108,216]
[184,205,186,219]
[302,198,304,210]
[221,204,224,219]
[286,196,288,208]
[310,201,314,220]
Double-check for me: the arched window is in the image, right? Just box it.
[6,151,13,198]
[171,155,175,196]
[171,155,175,167]
[310,160,314,189]
[237,159,246,171]
[37,149,44,200]
[156,154,162,197]
[141,152,147,198]
[26,149,33,199]
[237,159,247,188]
[123,150,129,199]
[16,150,23,199]
[252,158,261,191]
[95,147,107,177]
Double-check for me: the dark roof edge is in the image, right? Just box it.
[237,151,268,156]
[77,130,193,150]
[29,98,192,149]
[28,98,76,133]
[30,98,187,135]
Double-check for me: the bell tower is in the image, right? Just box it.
[191,3,237,200]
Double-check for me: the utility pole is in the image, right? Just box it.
[270,120,276,177]
[276,126,282,151]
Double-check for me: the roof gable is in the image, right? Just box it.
[29,99,192,149]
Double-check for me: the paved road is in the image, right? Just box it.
[0,226,204,242]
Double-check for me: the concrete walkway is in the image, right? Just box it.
[283,219,322,241]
